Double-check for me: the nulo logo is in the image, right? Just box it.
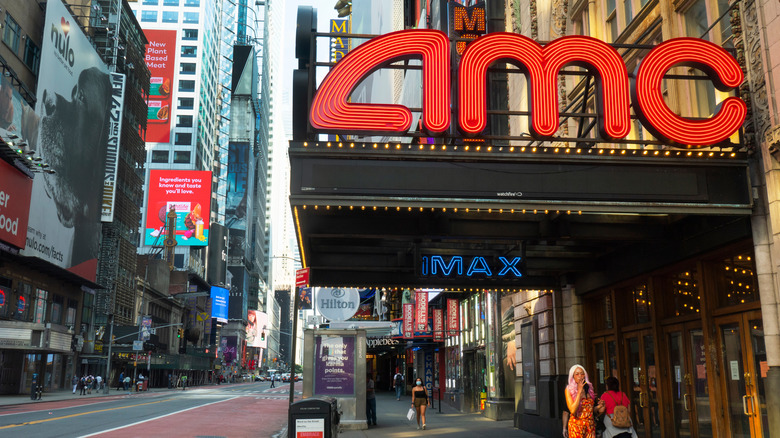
[51,17,76,68]
[310,30,746,147]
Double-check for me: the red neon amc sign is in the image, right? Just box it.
[310,30,746,147]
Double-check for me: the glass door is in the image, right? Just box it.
[716,311,768,438]
[664,323,712,438]
[625,330,661,438]
[591,336,618,395]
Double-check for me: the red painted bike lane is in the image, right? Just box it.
[93,384,302,438]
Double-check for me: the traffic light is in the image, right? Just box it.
[177,328,183,338]
[260,331,265,341]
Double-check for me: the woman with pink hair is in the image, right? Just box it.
[565,364,605,438]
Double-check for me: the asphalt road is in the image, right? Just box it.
[0,381,297,438]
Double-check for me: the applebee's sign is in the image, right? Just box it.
[310,30,745,147]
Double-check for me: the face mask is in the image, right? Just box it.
[416,381,422,386]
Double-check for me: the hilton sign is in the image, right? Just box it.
[310,30,746,147]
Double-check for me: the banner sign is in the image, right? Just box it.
[299,287,313,310]
[330,19,350,63]
[246,310,268,348]
[403,303,414,339]
[314,335,355,395]
[447,299,459,337]
[433,308,444,341]
[415,290,428,332]
[140,316,151,341]
[296,268,310,287]
[142,29,176,143]
[101,72,125,222]
[211,285,229,323]
[0,159,32,249]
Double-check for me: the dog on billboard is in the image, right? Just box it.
[38,67,111,267]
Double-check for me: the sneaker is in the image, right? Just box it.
[417,426,420,430]
[423,424,426,430]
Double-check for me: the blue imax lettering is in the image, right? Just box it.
[421,255,523,278]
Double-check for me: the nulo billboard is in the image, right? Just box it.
[310,30,746,147]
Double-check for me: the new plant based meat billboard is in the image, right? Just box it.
[0,159,32,249]
[143,29,176,143]
[21,0,112,281]
[145,170,211,246]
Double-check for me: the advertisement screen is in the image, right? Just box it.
[102,73,126,222]
[314,335,355,395]
[246,310,268,348]
[0,159,32,249]
[211,286,229,323]
[142,29,176,143]
[21,0,112,281]
[144,170,212,246]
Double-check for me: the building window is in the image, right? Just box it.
[180,63,196,75]
[185,0,200,6]
[141,10,158,23]
[627,283,652,324]
[33,289,48,324]
[659,267,701,318]
[177,115,193,127]
[181,46,197,57]
[51,294,64,325]
[606,0,618,42]
[142,0,159,4]
[66,299,78,328]
[178,97,194,109]
[23,39,40,75]
[162,11,179,23]
[183,29,198,40]
[0,277,11,318]
[179,80,195,92]
[183,12,199,24]
[716,253,759,307]
[13,283,32,322]
[151,150,169,163]
[623,0,634,27]
[174,150,191,163]
[3,14,21,54]
[163,0,180,5]
[81,292,94,332]
[175,132,192,145]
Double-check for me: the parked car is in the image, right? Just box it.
[254,375,265,382]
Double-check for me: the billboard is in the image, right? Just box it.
[246,310,268,348]
[21,0,112,281]
[314,335,355,395]
[0,159,32,249]
[102,72,126,222]
[142,29,176,143]
[144,170,212,246]
[206,223,227,285]
[211,285,229,323]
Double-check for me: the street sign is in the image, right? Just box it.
[133,340,143,351]
[296,268,310,287]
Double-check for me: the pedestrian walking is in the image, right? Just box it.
[601,377,637,438]
[118,372,125,391]
[72,375,78,394]
[393,369,404,400]
[565,364,605,438]
[86,375,93,394]
[270,374,275,388]
[168,373,173,389]
[181,375,188,390]
[366,373,377,427]
[79,376,87,395]
[411,378,430,430]
[96,375,103,390]
[123,375,131,391]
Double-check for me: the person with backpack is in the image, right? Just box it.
[393,369,404,400]
[600,377,637,438]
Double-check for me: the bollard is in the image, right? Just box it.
[438,388,442,414]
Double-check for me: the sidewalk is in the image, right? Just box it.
[335,391,542,438]
[0,381,251,407]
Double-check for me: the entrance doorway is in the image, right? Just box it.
[463,350,486,412]
[663,322,711,438]
[715,311,769,438]
[624,330,661,438]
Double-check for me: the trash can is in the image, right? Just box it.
[288,397,339,438]
[137,381,147,391]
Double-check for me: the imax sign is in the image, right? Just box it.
[421,255,523,278]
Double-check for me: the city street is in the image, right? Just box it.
[0,381,298,438]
